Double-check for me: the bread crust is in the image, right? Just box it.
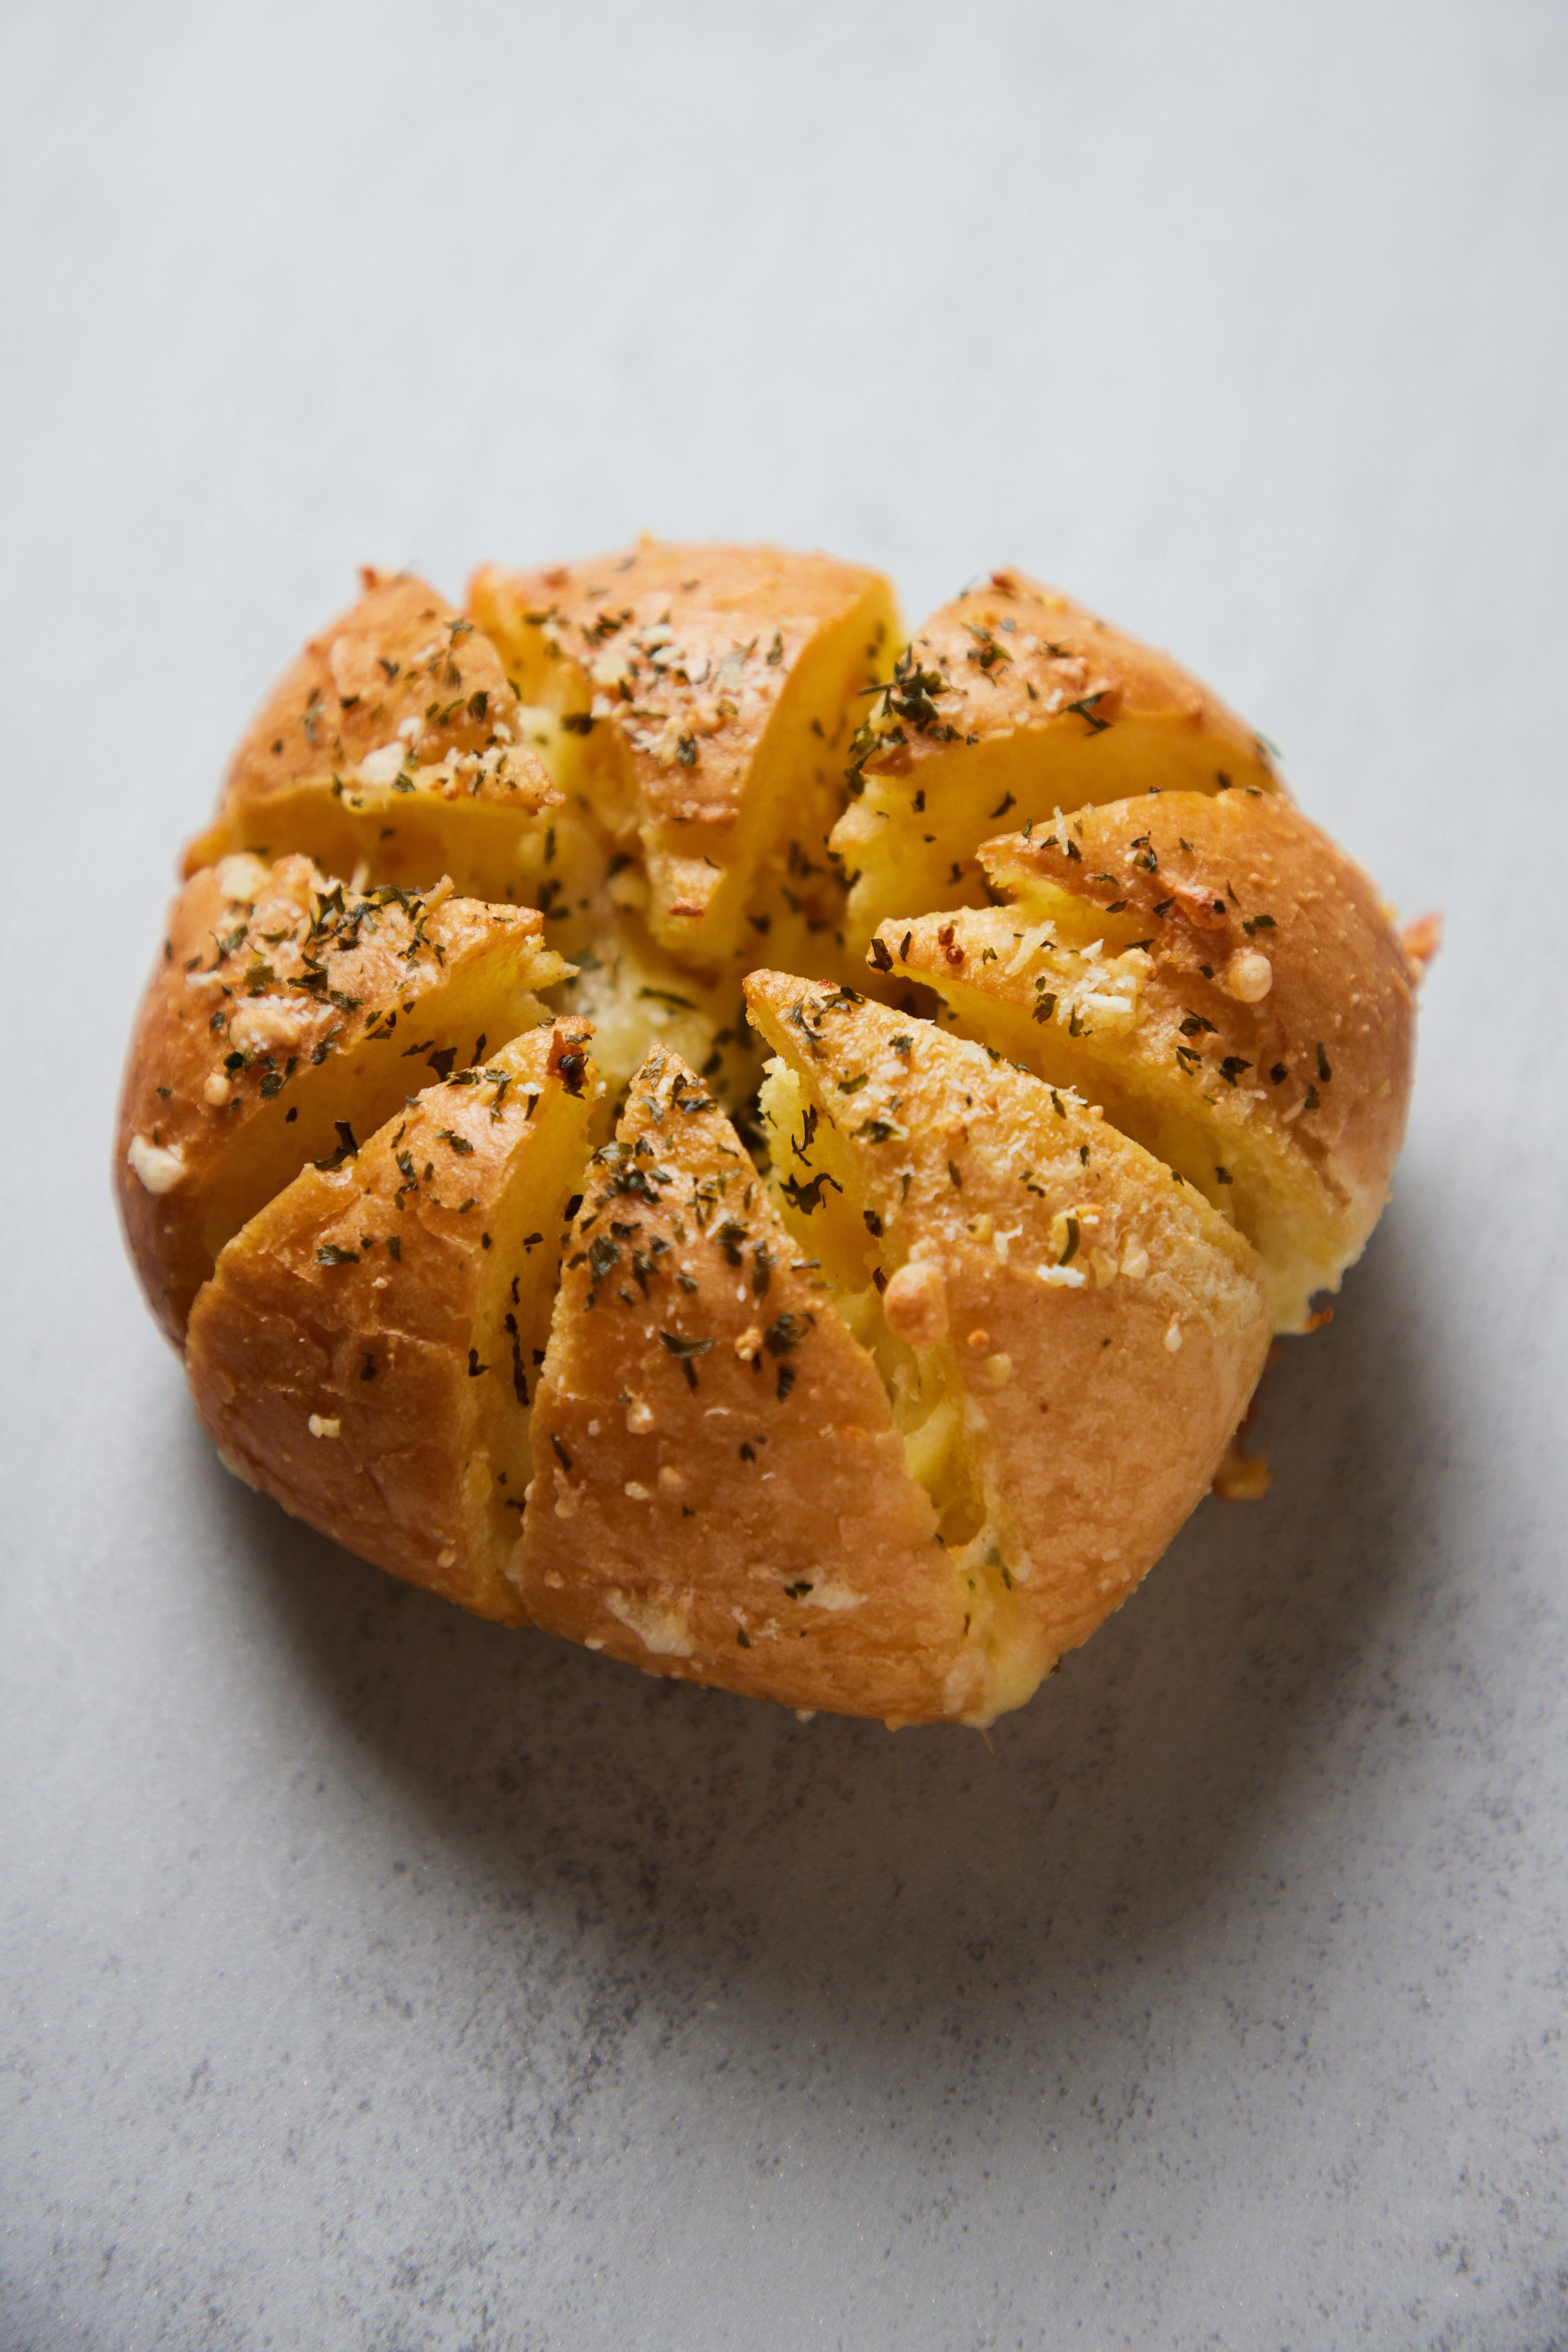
[184,570,558,883]
[515,1048,993,1723]
[833,568,1281,950]
[115,852,566,1342]
[115,546,1422,1728]
[879,789,1414,1327]
[865,570,1278,782]
[186,1023,597,1622]
[745,973,1272,1669]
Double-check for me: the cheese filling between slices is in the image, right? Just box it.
[756,1056,1036,1709]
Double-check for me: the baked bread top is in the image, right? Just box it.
[118,543,1424,1725]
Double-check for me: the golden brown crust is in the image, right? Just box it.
[185,1025,598,1622]
[470,540,896,962]
[877,789,1414,1327]
[184,570,559,885]
[832,569,1281,951]
[866,570,1278,778]
[745,972,1271,1669]
[115,852,567,1343]
[515,1048,994,1723]
[113,542,1418,1729]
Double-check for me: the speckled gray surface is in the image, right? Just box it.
[4,2,1566,2346]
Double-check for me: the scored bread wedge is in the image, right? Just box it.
[514,1046,1013,1725]
[744,972,1272,1671]
[876,790,1415,1329]
[184,569,561,900]
[832,569,1281,954]
[186,1023,599,1622]
[470,540,897,968]
[116,852,569,1342]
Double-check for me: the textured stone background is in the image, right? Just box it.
[3,2,1566,2345]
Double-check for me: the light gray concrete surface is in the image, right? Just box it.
[3,2,1566,2345]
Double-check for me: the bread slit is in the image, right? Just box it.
[187,781,558,907]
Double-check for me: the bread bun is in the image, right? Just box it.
[118,546,1423,1725]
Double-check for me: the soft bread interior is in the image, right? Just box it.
[758,1059,994,1558]
[488,787,766,1113]
[550,911,758,1112]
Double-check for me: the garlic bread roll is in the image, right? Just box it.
[116,541,1425,1728]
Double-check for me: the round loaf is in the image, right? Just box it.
[116,544,1423,1725]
